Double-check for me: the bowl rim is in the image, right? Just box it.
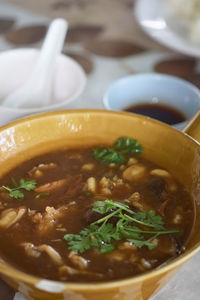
[0,108,200,291]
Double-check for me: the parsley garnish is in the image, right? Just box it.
[93,148,126,164]
[93,137,143,164]
[64,200,179,253]
[114,137,143,154]
[3,178,37,199]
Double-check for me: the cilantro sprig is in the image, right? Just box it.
[93,148,126,164]
[93,200,164,230]
[93,137,143,164]
[3,177,37,199]
[114,137,143,154]
[64,200,179,253]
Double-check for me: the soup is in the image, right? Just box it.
[0,137,194,282]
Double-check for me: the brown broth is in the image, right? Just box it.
[125,103,186,125]
[0,147,194,283]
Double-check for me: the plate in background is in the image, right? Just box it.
[135,0,200,58]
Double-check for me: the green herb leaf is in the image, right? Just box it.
[114,137,143,155]
[93,148,126,164]
[9,189,24,199]
[2,178,37,200]
[99,243,115,253]
[128,238,157,250]
[19,179,37,191]
[65,233,91,253]
[93,137,143,165]
[64,200,179,254]
[133,210,164,230]
[93,199,126,214]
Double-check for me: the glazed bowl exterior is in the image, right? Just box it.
[0,110,200,300]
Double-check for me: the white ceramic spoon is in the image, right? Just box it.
[3,18,68,108]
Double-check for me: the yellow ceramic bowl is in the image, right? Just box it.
[0,109,200,300]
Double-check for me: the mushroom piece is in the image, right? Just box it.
[123,164,146,182]
[87,177,97,193]
[35,174,83,199]
[21,242,63,265]
[127,157,138,166]
[81,163,94,171]
[21,242,41,258]
[32,202,76,236]
[37,244,63,265]
[150,169,171,178]
[35,178,70,193]
[28,162,57,178]
[68,251,88,270]
[140,258,152,270]
[118,242,137,251]
[58,265,103,279]
[0,207,26,229]
[105,250,126,261]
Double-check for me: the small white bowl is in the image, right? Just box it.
[0,48,86,126]
[103,73,200,130]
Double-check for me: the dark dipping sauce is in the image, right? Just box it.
[125,103,186,125]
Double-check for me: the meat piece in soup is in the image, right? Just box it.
[0,137,194,282]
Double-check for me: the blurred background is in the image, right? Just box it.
[1,0,199,110]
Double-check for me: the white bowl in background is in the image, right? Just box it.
[0,48,86,126]
[103,73,200,130]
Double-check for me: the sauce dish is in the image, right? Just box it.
[103,73,200,130]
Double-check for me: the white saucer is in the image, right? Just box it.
[0,48,86,126]
[135,0,200,58]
